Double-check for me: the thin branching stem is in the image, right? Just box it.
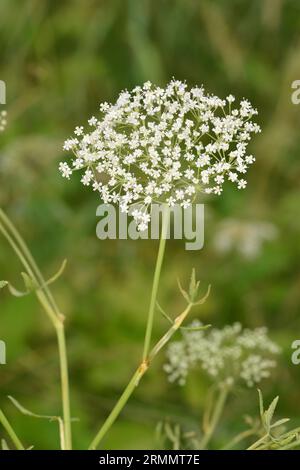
[221,429,259,450]
[0,209,72,450]
[247,433,269,450]
[89,302,194,449]
[199,385,229,449]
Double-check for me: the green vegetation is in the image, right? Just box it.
[0,0,300,450]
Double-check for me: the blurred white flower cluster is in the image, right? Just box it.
[213,218,278,259]
[60,80,260,230]
[164,321,280,387]
[0,110,7,132]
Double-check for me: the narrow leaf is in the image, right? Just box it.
[177,278,190,303]
[8,396,58,421]
[265,396,279,428]
[0,279,29,297]
[44,259,67,287]
[193,284,211,305]
[156,302,173,325]
[8,396,65,450]
[270,418,290,429]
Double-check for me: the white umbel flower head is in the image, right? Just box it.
[60,80,261,230]
[164,321,280,387]
[0,110,7,132]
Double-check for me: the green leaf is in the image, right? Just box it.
[265,396,279,429]
[177,271,210,306]
[177,278,190,303]
[270,418,290,429]
[45,259,67,286]
[193,284,211,305]
[164,422,177,442]
[279,438,300,450]
[156,302,173,325]
[8,396,66,450]
[8,396,59,421]
[1,439,9,450]
[0,260,67,299]
[0,279,29,297]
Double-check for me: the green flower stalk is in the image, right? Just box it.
[0,209,72,450]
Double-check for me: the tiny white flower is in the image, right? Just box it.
[228,172,238,182]
[74,126,84,136]
[88,116,98,126]
[63,138,78,151]
[81,169,93,186]
[226,94,235,103]
[59,162,72,179]
[238,179,247,189]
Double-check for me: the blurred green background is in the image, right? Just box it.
[1,0,300,450]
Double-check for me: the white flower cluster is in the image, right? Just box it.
[213,218,278,259]
[164,322,280,387]
[60,80,261,230]
[0,110,7,132]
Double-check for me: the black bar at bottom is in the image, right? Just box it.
[0,449,295,467]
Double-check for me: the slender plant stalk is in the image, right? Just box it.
[0,209,72,450]
[246,433,269,450]
[0,408,25,450]
[199,385,229,449]
[89,304,193,449]
[247,425,300,450]
[250,436,300,451]
[142,204,169,361]
[56,324,72,450]
[221,429,258,450]
[88,368,143,450]
[89,205,170,450]
[279,440,300,450]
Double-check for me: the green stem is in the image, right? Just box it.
[148,305,192,362]
[88,367,144,450]
[56,324,72,450]
[88,303,193,450]
[221,429,258,450]
[142,205,169,361]
[247,433,269,450]
[199,386,229,449]
[279,439,300,450]
[0,209,72,450]
[0,408,25,450]
[0,209,59,315]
